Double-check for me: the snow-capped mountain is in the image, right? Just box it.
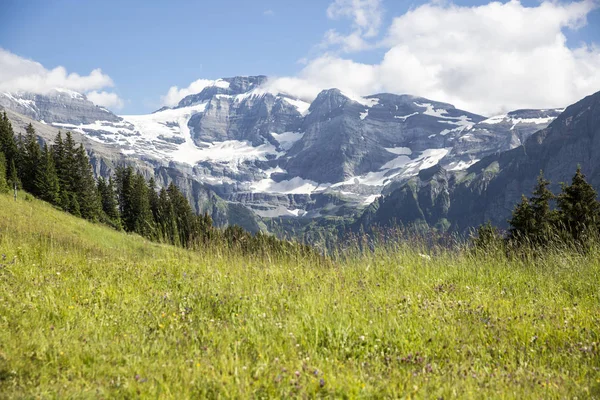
[357,91,600,233]
[0,77,561,225]
[0,89,119,124]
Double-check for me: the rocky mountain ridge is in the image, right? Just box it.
[0,76,566,235]
[358,90,600,233]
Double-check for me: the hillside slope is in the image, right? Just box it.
[0,194,598,398]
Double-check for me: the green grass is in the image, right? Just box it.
[0,193,599,399]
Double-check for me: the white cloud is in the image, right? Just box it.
[288,0,600,115]
[323,0,383,52]
[0,48,115,94]
[0,48,125,111]
[161,78,216,107]
[264,9,275,16]
[86,90,124,110]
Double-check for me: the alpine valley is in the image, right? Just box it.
[2,75,588,239]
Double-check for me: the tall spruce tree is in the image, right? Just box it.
[0,151,9,193]
[73,144,101,220]
[0,112,19,185]
[114,167,154,237]
[21,123,42,194]
[508,172,560,246]
[35,143,61,205]
[531,172,558,243]
[148,177,160,223]
[167,182,199,247]
[115,166,135,231]
[508,195,536,244]
[156,187,178,245]
[9,159,18,191]
[557,166,600,242]
[97,176,121,228]
[131,172,154,237]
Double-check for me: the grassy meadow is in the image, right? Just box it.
[0,192,599,398]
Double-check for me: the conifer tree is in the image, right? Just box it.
[557,166,600,242]
[97,176,121,228]
[60,132,78,193]
[167,182,198,247]
[0,112,19,183]
[148,177,160,224]
[114,167,155,236]
[131,172,154,237]
[157,187,178,244]
[529,171,558,244]
[35,143,61,205]
[21,123,42,194]
[0,151,9,194]
[508,195,535,244]
[70,193,81,217]
[73,144,101,220]
[115,166,135,231]
[9,159,18,191]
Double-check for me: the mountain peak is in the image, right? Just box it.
[176,75,270,108]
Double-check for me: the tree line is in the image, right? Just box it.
[474,167,600,250]
[0,112,313,256]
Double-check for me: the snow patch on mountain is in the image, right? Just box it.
[509,116,555,130]
[282,97,311,116]
[385,147,412,155]
[251,175,322,194]
[271,131,304,151]
[341,91,380,107]
[394,112,418,121]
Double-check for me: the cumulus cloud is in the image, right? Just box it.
[161,78,217,107]
[0,48,124,111]
[288,0,600,115]
[86,90,124,110]
[322,0,383,52]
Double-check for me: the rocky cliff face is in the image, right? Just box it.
[0,90,121,124]
[358,91,600,232]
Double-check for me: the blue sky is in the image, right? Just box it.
[1,0,599,115]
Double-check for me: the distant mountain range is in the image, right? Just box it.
[1,76,585,238]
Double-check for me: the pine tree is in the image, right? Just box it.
[167,182,198,247]
[115,166,135,231]
[529,171,558,245]
[34,143,61,205]
[73,144,101,220]
[148,177,160,224]
[131,172,154,237]
[21,123,42,194]
[59,132,78,197]
[9,159,18,191]
[52,132,67,206]
[508,195,535,244]
[0,112,19,184]
[0,151,9,193]
[472,221,503,250]
[70,193,81,217]
[97,176,121,228]
[156,187,178,244]
[557,166,600,242]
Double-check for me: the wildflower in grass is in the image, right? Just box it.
[319,378,326,388]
